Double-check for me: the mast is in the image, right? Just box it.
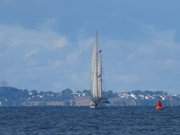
[97,32,102,98]
[91,32,102,98]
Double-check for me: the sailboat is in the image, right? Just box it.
[89,32,106,108]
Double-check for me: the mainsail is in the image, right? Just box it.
[91,32,102,99]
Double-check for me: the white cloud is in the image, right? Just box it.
[0,24,67,50]
[0,24,67,67]
[65,38,94,65]
[0,24,70,89]
[25,49,39,59]
[0,24,95,91]
[0,23,180,92]
[103,27,180,91]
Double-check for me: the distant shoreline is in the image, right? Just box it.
[0,86,180,107]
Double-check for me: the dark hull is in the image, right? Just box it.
[89,97,109,108]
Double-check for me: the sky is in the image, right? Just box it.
[0,0,180,93]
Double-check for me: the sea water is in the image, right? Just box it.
[0,107,179,135]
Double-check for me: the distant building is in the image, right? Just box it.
[74,96,91,106]
[46,101,65,106]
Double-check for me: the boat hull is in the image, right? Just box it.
[89,98,109,108]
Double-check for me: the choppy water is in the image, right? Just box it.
[0,107,180,135]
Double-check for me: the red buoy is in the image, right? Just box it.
[155,100,164,111]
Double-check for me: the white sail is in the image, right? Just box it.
[91,32,102,98]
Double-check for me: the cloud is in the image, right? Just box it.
[102,26,180,92]
[0,24,67,63]
[25,49,39,59]
[65,37,94,65]
[0,24,67,48]
[0,24,95,91]
[0,23,180,93]
[0,24,69,89]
